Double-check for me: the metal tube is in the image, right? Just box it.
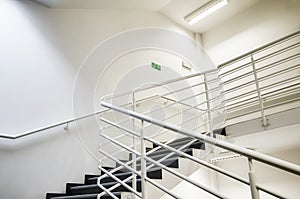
[248,158,260,199]
[0,109,107,139]
[256,53,300,73]
[140,120,147,199]
[132,93,137,197]
[251,54,268,127]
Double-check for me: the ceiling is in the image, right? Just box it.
[33,0,262,33]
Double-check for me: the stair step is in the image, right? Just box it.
[148,141,204,156]
[86,169,162,184]
[47,193,121,199]
[68,179,141,195]
[213,128,226,136]
[119,157,179,172]
[123,148,192,168]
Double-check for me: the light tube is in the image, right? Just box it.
[185,0,229,25]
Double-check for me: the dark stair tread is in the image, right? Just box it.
[122,148,192,165]
[86,168,163,184]
[48,193,98,199]
[213,128,226,136]
[48,193,121,199]
[69,179,142,194]
[86,172,132,184]
[47,193,66,199]
[148,141,204,156]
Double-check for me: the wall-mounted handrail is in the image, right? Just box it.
[0,109,107,139]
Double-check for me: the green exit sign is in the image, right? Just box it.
[151,62,161,71]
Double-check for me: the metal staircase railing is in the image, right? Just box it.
[100,100,300,199]
[98,30,300,199]
[218,30,300,125]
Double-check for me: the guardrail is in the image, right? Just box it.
[99,100,300,199]
[98,30,300,199]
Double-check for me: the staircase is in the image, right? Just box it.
[46,134,216,199]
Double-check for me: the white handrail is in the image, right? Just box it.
[0,109,107,139]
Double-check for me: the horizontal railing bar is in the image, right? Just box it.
[226,97,259,111]
[218,46,300,94]
[223,80,256,94]
[264,96,300,110]
[218,30,300,68]
[258,65,300,83]
[260,75,300,92]
[101,101,300,176]
[263,88,300,101]
[224,83,300,112]
[219,61,252,78]
[222,70,254,85]
[0,109,107,139]
[145,137,284,198]
[222,53,300,86]
[256,53,300,73]
[225,93,300,121]
[224,90,257,104]
[224,74,300,96]
[252,41,300,65]
[225,107,261,121]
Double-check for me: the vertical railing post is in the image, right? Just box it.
[204,74,213,136]
[250,54,268,127]
[132,92,137,198]
[140,120,147,199]
[248,158,260,199]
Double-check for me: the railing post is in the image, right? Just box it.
[248,158,260,199]
[204,74,213,136]
[140,120,147,199]
[250,54,268,127]
[132,92,137,198]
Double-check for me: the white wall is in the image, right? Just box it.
[203,0,300,65]
[0,1,194,199]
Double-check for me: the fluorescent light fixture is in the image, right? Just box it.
[185,0,229,25]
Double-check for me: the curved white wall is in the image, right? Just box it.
[0,1,194,199]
